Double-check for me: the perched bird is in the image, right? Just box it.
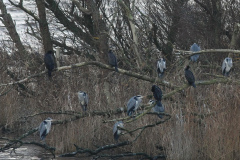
[77,91,89,111]
[113,121,124,142]
[127,95,144,116]
[44,50,55,77]
[151,85,163,101]
[39,117,53,144]
[157,58,166,78]
[190,43,201,62]
[108,50,118,72]
[148,100,165,119]
[185,66,196,88]
[222,57,233,76]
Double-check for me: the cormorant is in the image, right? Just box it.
[185,66,196,88]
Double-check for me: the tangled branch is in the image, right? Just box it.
[0,61,176,89]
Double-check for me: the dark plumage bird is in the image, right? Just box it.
[39,117,53,144]
[222,57,233,76]
[185,66,196,88]
[127,95,144,116]
[44,50,55,77]
[108,50,118,72]
[77,91,89,112]
[113,121,124,142]
[190,43,201,62]
[148,100,165,119]
[157,58,166,78]
[151,85,163,101]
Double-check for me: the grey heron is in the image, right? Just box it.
[157,58,166,78]
[127,95,144,116]
[44,50,55,77]
[77,91,89,111]
[108,50,118,72]
[151,85,163,101]
[39,117,53,144]
[113,121,124,142]
[185,66,196,88]
[190,43,201,62]
[222,57,233,76]
[148,100,165,119]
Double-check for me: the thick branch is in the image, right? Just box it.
[36,0,53,52]
[71,0,91,15]
[174,49,240,58]
[45,0,96,47]
[0,137,55,157]
[118,0,142,67]
[8,0,40,21]
[0,61,176,89]
[0,127,38,151]
[0,0,28,56]
[59,141,130,157]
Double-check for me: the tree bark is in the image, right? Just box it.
[36,0,53,53]
[118,0,141,67]
[0,0,28,56]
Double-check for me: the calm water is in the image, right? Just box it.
[0,134,82,160]
[0,1,79,159]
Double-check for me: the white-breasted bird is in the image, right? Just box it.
[113,121,124,142]
[148,100,165,119]
[222,57,233,76]
[157,58,166,78]
[77,91,89,111]
[190,43,201,62]
[127,95,144,116]
[39,117,53,144]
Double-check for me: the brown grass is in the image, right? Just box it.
[1,51,240,159]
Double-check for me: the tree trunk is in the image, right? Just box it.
[0,0,28,56]
[36,0,53,53]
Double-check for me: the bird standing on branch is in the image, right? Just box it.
[39,117,53,144]
[151,85,163,101]
[113,121,124,142]
[77,91,89,112]
[157,58,166,78]
[44,50,55,77]
[148,100,165,119]
[190,43,201,62]
[127,95,145,116]
[222,57,233,76]
[185,66,196,88]
[108,50,118,72]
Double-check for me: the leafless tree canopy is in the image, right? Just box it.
[1,0,240,159]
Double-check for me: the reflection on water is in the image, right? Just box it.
[0,135,80,160]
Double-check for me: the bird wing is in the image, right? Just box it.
[113,122,118,135]
[227,58,233,68]
[157,60,165,73]
[163,60,166,69]
[190,54,199,62]
[78,93,84,103]
[85,93,89,105]
[153,86,163,101]
[108,51,117,66]
[39,121,47,139]
[44,54,55,70]
[222,60,226,73]
[127,97,136,115]
[46,121,51,135]
[159,103,165,112]
[190,43,201,52]
[185,70,195,83]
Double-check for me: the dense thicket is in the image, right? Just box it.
[1,0,240,159]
